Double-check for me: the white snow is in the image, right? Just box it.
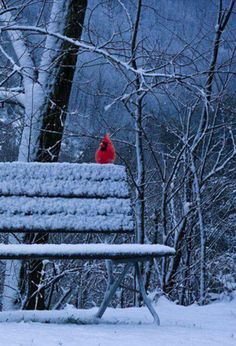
[0,214,133,233]
[0,244,175,259]
[0,162,127,181]
[0,197,133,232]
[0,163,133,232]
[0,162,129,198]
[0,295,235,346]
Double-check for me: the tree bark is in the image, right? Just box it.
[36,0,87,162]
[25,0,87,310]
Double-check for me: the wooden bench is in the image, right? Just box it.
[0,162,175,325]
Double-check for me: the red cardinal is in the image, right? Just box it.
[95,133,116,164]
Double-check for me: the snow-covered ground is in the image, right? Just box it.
[0,295,235,346]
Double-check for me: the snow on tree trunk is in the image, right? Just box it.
[2,252,22,310]
[1,8,38,311]
[18,0,70,162]
[36,0,87,162]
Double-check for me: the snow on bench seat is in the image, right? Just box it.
[0,244,175,260]
[0,162,129,198]
[0,197,133,232]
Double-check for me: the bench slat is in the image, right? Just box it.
[0,244,175,260]
[0,216,133,233]
[0,163,129,198]
[0,197,133,233]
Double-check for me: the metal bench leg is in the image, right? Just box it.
[96,263,132,319]
[135,262,160,325]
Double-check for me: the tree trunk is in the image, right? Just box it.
[25,0,87,310]
[130,0,146,306]
[2,0,87,311]
[36,0,87,162]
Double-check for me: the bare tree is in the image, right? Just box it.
[0,0,235,310]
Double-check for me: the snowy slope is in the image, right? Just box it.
[0,295,235,346]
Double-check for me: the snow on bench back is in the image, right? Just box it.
[0,162,134,233]
[0,162,129,198]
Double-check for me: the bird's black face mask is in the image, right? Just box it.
[100,141,108,151]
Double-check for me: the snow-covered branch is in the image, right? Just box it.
[0,87,24,106]
[0,24,207,91]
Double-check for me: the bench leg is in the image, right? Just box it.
[135,262,160,325]
[96,263,132,319]
[105,259,114,286]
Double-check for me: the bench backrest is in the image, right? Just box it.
[0,162,134,234]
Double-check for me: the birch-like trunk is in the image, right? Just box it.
[1,9,39,309]
[18,0,71,162]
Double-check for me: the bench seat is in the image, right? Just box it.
[0,243,175,260]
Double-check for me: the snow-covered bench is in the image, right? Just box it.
[0,162,175,325]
